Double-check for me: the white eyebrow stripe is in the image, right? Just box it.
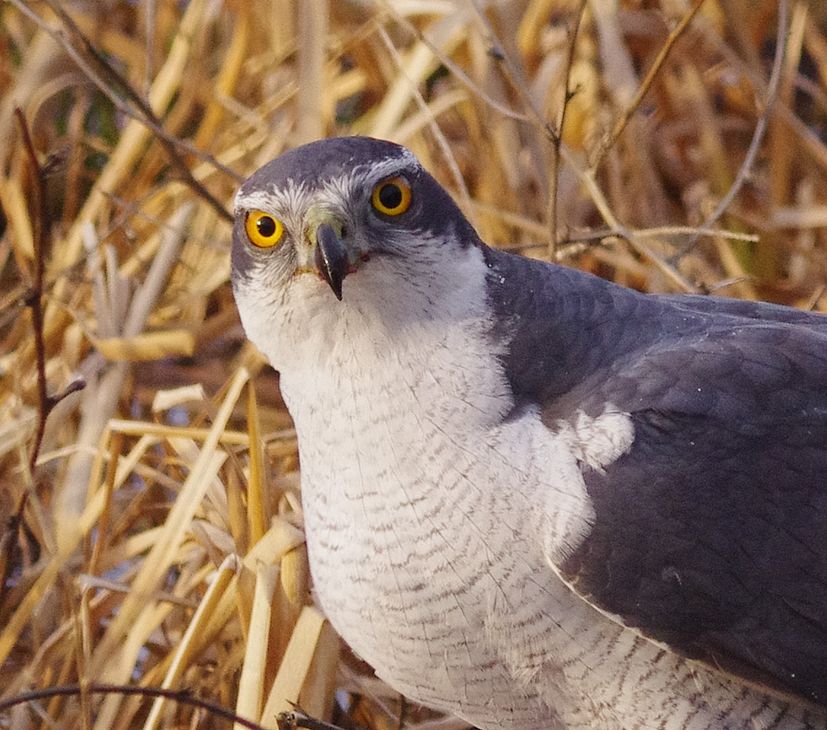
[350,151,420,182]
[233,149,421,217]
[234,183,312,215]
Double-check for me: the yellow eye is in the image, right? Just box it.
[371,177,412,216]
[245,210,284,248]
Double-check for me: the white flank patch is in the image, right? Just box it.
[554,405,635,473]
[487,407,597,565]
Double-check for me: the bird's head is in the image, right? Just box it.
[231,137,487,368]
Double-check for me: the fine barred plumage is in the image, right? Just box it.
[231,136,827,729]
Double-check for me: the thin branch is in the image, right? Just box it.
[704,275,757,294]
[577,166,699,291]
[506,225,757,259]
[458,0,693,292]
[381,2,530,124]
[15,109,50,476]
[672,0,788,261]
[414,0,700,295]
[17,109,88,472]
[0,683,265,729]
[468,0,558,143]
[592,0,707,168]
[456,1,696,289]
[699,0,788,230]
[548,0,588,257]
[564,225,759,245]
[9,0,238,219]
[0,110,87,611]
[48,0,243,204]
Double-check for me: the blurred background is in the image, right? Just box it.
[0,0,825,728]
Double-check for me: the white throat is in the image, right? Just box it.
[239,239,507,411]
[276,243,511,439]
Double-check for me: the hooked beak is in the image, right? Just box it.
[314,223,349,301]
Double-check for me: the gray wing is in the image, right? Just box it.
[566,406,827,705]
[482,247,827,705]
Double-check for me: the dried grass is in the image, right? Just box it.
[1,0,826,728]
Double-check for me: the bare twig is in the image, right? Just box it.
[564,226,759,245]
[458,2,695,290]
[48,0,242,204]
[9,0,239,218]
[548,0,588,257]
[674,0,788,259]
[382,2,530,124]
[0,109,86,623]
[15,112,86,471]
[699,0,788,230]
[0,683,266,729]
[468,0,558,143]
[704,275,757,294]
[577,166,699,291]
[592,0,707,169]
[17,109,50,476]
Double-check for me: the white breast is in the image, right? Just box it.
[279,310,594,724]
[239,247,813,729]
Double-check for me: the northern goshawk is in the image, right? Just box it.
[231,136,827,729]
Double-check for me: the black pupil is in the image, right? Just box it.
[256,216,277,237]
[379,183,403,210]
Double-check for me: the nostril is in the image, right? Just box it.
[340,225,348,239]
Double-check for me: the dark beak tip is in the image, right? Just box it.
[315,223,348,301]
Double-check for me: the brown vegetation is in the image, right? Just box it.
[0,1,825,728]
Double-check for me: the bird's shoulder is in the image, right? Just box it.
[481,246,827,421]
[482,247,827,706]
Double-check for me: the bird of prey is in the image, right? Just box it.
[231,136,827,729]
